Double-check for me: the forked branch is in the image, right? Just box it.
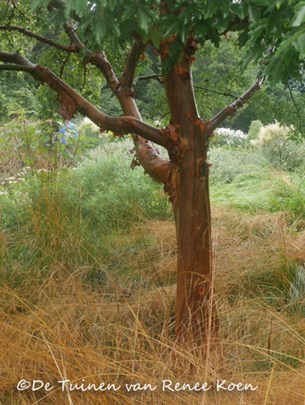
[0,52,168,148]
[0,22,120,92]
[208,77,265,133]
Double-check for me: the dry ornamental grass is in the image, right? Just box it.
[1,206,305,404]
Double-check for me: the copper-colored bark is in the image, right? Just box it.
[161,42,216,343]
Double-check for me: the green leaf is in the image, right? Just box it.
[205,2,219,18]
[294,32,305,57]
[231,3,245,19]
[163,20,180,38]
[121,4,137,21]
[138,8,151,32]
[249,23,266,41]
[180,25,188,44]
[63,1,74,19]
[208,30,220,48]
[151,26,161,48]
[293,5,305,27]
[194,23,207,40]
[94,18,106,45]
[275,1,282,10]
[75,0,88,17]
[248,4,260,22]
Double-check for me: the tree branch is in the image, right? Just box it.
[135,74,163,84]
[0,63,34,72]
[64,23,84,51]
[0,25,77,52]
[34,67,167,147]
[0,51,35,67]
[60,19,172,184]
[85,51,120,93]
[0,52,168,148]
[2,0,172,185]
[208,77,265,133]
[63,23,121,93]
[121,39,145,89]
[46,2,120,92]
[116,39,172,185]
[0,21,121,93]
[193,85,236,99]
[8,0,31,22]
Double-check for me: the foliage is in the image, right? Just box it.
[240,0,305,82]
[211,164,305,225]
[1,139,171,233]
[0,115,111,180]
[2,197,305,404]
[192,37,305,133]
[0,0,304,348]
[247,119,263,143]
[68,140,172,231]
[27,0,305,84]
[209,147,266,184]
[193,37,256,123]
[0,72,38,121]
[1,2,304,131]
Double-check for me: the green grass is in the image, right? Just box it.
[209,147,305,223]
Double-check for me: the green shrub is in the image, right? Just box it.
[0,140,172,288]
[69,141,172,230]
[209,147,267,184]
[247,120,263,144]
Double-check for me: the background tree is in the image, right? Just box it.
[0,0,304,345]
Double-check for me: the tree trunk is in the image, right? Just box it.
[173,126,214,344]
[118,38,216,345]
[161,41,216,344]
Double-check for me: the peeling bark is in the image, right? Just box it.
[116,57,172,184]
[161,43,216,344]
[58,91,78,120]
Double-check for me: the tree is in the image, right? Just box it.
[0,0,304,345]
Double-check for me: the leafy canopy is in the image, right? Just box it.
[29,0,305,82]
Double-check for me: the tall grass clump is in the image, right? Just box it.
[250,122,305,171]
[0,139,172,289]
[269,174,305,223]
